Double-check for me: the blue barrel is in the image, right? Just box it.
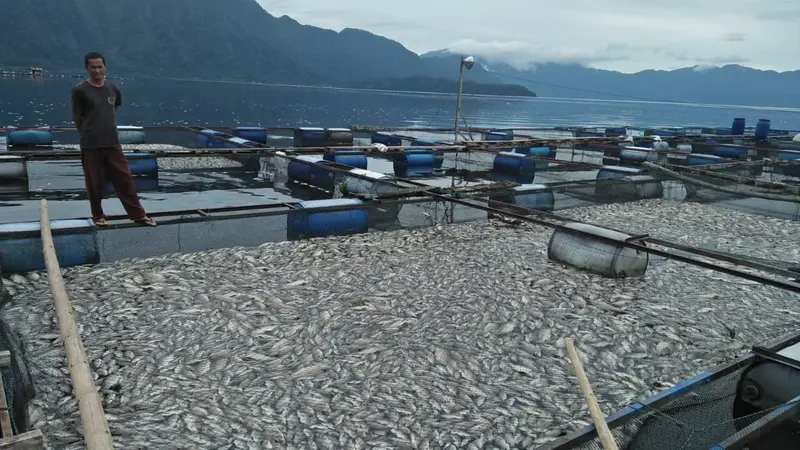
[576,130,604,137]
[0,219,99,273]
[323,150,368,169]
[118,126,146,145]
[605,127,626,137]
[515,146,553,158]
[232,127,267,144]
[731,118,746,135]
[687,154,726,165]
[714,145,747,158]
[755,119,771,139]
[776,150,800,177]
[487,130,514,141]
[596,165,645,181]
[371,132,402,146]
[125,152,159,175]
[195,129,223,148]
[287,155,337,189]
[293,127,326,147]
[0,155,28,181]
[393,149,442,176]
[715,128,732,135]
[7,127,53,146]
[493,151,535,177]
[286,198,369,240]
[650,129,678,137]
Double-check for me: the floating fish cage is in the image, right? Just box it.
[293,127,354,147]
[537,331,800,450]
[6,127,53,147]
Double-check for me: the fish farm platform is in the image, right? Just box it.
[1,120,799,450]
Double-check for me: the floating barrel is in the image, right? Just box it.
[410,139,444,167]
[232,126,267,144]
[195,129,224,148]
[335,169,401,227]
[117,125,146,145]
[620,147,659,163]
[648,129,678,137]
[286,198,369,240]
[7,127,53,147]
[547,222,649,278]
[371,132,402,146]
[731,118,746,135]
[687,154,726,165]
[0,219,99,273]
[776,150,800,177]
[514,146,554,158]
[605,127,627,137]
[0,155,28,181]
[323,150,368,169]
[714,145,748,158]
[595,165,662,200]
[326,128,354,146]
[489,184,554,214]
[715,128,732,135]
[676,144,693,153]
[124,152,158,175]
[576,130,604,137]
[293,127,325,147]
[393,149,442,176]
[755,119,771,139]
[651,140,669,151]
[493,151,535,176]
[287,155,337,190]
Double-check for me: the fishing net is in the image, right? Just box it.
[0,309,36,437]
[558,365,800,450]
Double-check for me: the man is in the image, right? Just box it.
[71,52,156,227]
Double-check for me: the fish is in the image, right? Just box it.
[0,198,797,449]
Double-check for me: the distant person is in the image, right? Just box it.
[70,52,156,227]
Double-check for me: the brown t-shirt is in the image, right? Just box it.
[71,80,122,149]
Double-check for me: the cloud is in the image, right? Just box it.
[256,0,800,73]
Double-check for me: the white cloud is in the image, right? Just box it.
[258,0,800,73]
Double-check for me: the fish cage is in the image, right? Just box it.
[537,332,800,450]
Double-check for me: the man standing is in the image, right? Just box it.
[71,52,156,227]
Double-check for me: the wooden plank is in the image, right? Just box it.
[0,430,45,450]
[0,376,12,439]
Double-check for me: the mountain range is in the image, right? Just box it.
[0,0,797,105]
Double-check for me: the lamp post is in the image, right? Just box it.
[454,55,474,142]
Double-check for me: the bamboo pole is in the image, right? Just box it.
[565,338,619,450]
[39,200,114,450]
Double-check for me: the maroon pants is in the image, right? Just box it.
[80,147,147,221]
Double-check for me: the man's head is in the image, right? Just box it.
[84,52,106,81]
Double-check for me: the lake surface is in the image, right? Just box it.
[1,75,799,229]
[1,76,799,131]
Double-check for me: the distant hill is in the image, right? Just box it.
[0,0,526,95]
[347,76,536,97]
[422,51,800,107]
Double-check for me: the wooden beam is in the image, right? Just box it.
[0,430,44,450]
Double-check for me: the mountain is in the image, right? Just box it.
[422,51,800,107]
[0,0,518,93]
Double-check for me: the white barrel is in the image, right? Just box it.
[548,222,649,278]
[335,168,396,197]
[620,147,658,163]
[0,155,28,180]
[676,144,693,153]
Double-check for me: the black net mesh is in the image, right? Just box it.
[0,313,36,437]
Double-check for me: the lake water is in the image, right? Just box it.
[1,75,799,230]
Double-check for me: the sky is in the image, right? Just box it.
[258,0,800,73]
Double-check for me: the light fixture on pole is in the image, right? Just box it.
[454,55,474,143]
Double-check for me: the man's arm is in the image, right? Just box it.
[114,84,122,109]
[71,86,83,130]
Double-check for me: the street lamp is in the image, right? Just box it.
[454,55,474,142]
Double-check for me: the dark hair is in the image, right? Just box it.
[84,52,106,68]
